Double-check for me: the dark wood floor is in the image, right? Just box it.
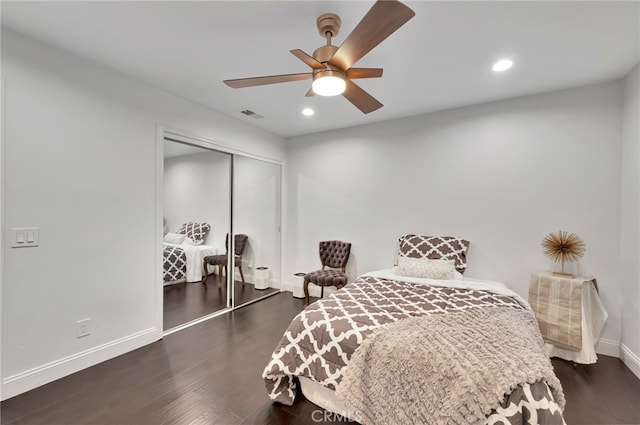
[553,353,640,424]
[2,293,639,425]
[163,274,280,330]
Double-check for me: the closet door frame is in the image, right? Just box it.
[156,125,283,336]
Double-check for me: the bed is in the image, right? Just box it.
[163,242,216,283]
[263,235,566,424]
[163,222,216,284]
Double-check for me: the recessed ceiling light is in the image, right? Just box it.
[302,108,314,116]
[492,59,513,72]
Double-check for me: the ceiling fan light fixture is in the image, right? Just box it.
[312,70,346,97]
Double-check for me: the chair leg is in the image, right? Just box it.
[202,260,208,283]
[217,265,223,277]
[321,286,324,299]
[304,278,310,306]
[238,266,246,284]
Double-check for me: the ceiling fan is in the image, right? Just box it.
[223,0,415,114]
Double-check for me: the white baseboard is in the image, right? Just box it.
[282,277,303,294]
[595,338,621,358]
[269,278,281,289]
[281,282,294,293]
[620,343,640,379]
[246,279,280,290]
[236,271,280,289]
[281,279,336,299]
[2,327,160,400]
[283,284,336,298]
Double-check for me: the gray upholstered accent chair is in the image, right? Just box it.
[202,233,249,284]
[304,240,352,306]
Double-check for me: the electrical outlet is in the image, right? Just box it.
[77,318,91,338]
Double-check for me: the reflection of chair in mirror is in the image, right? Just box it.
[202,234,249,284]
[304,240,351,306]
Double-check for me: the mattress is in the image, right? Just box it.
[298,376,357,422]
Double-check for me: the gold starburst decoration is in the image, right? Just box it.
[542,230,586,276]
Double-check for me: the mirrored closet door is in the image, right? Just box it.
[161,134,283,333]
[232,156,282,307]
[162,140,232,331]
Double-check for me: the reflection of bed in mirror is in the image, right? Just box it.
[163,222,216,284]
[163,138,282,306]
[163,243,216,283]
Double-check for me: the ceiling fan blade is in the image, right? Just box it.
[346,68,383,79]
[224,73,312,88]
[342,79,383,114]
[305,87,315,97]
[290,49,325,70]
[330,0,415,71]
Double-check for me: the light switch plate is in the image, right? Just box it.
[10,228,39,248]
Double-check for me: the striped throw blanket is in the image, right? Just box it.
[529,272,588,351]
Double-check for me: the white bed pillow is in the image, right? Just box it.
[164,232,186,244]
[396,257,456,280]
[182,237,203,246]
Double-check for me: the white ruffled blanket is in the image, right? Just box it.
[336,306,565,425]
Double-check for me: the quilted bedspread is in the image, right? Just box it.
[263,272,565,424]
[163,243,186,282]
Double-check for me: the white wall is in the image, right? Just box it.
[164,150,231,250]
[0,29,285,399]
[287,81,624,351]
[620,63,640,376]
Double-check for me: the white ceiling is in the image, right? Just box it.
[2,1,638,138]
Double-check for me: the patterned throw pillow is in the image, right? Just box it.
[398,235,470,274]
[397,257,456,280]
[178,222,211,245]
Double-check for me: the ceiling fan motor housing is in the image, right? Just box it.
[313,45,339,65]
[312,45,344,82]
[316,13,341,38]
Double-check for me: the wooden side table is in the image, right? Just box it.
[528,272,608,364]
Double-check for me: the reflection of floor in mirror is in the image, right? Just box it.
[163,274,280,330]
